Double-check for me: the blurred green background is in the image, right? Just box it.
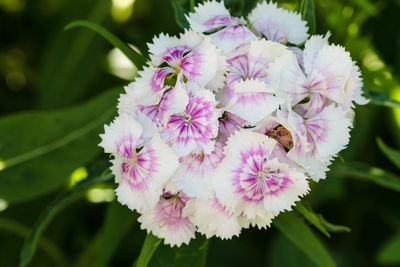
[0,0,400,266]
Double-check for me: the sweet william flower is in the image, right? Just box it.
[186,0,256,52]
[161,87,221,157]
[269,34,368,116]
[249,1,309,45]
[138,190,195,247]
[212,131,310,217]
[183,197,241,239]
[221,39,287,123]
[99,113,179,212]
[172,142,225,200]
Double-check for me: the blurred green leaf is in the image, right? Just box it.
[0,89,121,204]
[19,173,114,266]
[299,0,316,35]
[147,236,209,267]
[296,202,331,237]
[0,217,67,267]
[65,20,145,68]
[365,88,400,109]
[135,233,162,267]
[376,137,400,169]
[317,215,351,233]
[38,0,110,109]
[377,230,400,265]
[171,0,191,29]
[91,202,137,267]
[337,163,400,192]
[274,212,337,267]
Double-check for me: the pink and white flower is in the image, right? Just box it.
[161,88,220,157]
[184,197,241,239]
[212,131,309,217]
[221,39,288,123]
[249,1,309,45]
[138,191,195,247]
[186,0,256,52]
[269,34,368,116]
[172,142,224,200]
[99,113,179,212]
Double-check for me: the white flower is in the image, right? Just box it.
[222,39,288,123]
[138,191,195,247]
[277,104,352,180]
[186,0,256,52]
[161,88,220,157]
[172,142,224,200]
[212,131,310,217]
[99,113,179,212]
[249,1,309,45]
[269,33,369,115]
[184,197,241,239]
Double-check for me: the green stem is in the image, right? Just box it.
[0,217,68,267]
[134,233,162,267]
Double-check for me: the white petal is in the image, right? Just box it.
[306,104,352,158]
[186,0,231,33]
[99,113,143,154]
[184,198,241,239]
[249,2,309,45]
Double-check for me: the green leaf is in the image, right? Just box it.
[317,215,351,233]
[135,233,162,267]
[295,202,331,237]
[65,20,145,68]
[19,173,114,266]
[377,137,400,169]
[0,217,67,267]
[336,163,400,192]
[274,212,337,267]
[377,230,400,265]
[299,0,316,35]
[0,89,121,204]
[364,88,400,109]
[92,203,137,267]
[147,236,209,267]
[171,0,191,29]
[37,0,110,109]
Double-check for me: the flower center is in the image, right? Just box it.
[183,114,193,125]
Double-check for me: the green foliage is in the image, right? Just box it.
[337,163,400,192]
[299,0,316,35]
[37,0,111,109]
[0,89,120,204]
[377,230,400,265]
[147,236,209,267]
[20,173,114,266]
[1,0,400,266]
[135,234,162,267]
[376,137,400,169]
[274,212,337,267]
[364,87,400,109]
[296,202,331,237]
[65,20,145,69]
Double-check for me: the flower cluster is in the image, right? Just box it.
[100,1,368,246]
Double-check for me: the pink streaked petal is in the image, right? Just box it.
[186,1,232,32]
[218,112,248,143]
[306,104,351,158]
[138,194,195,247]
[183,198,241,239]
[294,93,328,118]
[172,142,224,199]
[163,89,220,157]
[227,91,284,123]
[211,25,257,52]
